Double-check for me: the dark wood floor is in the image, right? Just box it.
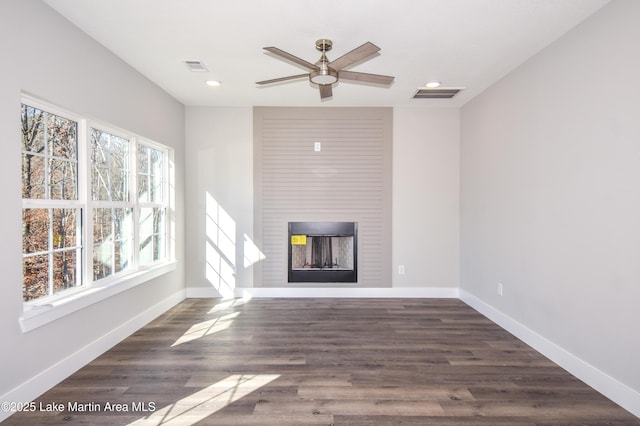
[6,298,639,425]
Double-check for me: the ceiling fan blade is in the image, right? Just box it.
[329,42,380,71]
[263,47,320,71]
[339,70,394,85]
[319,84,333,99]
[256,74,309,85]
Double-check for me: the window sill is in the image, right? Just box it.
[19,261,177,333]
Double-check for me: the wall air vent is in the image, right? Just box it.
[412,87,464,99]
[184,60,208,72]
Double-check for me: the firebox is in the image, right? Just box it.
[288,222,357,283]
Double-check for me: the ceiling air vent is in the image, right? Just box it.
[184,60,208,72]
[412,87,464,99]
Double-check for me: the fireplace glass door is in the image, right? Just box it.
[288,222,357,283]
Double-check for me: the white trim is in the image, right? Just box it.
[186,286,460,299]
[20,262,177,332]
[21,93,82,123]
[185,286,223,298]
[459,289,640,419]
[1,289,185,423]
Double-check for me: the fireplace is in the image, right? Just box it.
[288,222,357,283]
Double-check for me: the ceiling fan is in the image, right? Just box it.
[256,39,394,99]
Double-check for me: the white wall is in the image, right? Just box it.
[393,108,460,288]
[185,107,254,296]
[0,0,185,414]
[460,0,640,413]
[185,106,460,294]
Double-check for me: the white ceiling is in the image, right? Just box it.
[44,0,609,107]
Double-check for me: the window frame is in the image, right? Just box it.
[136,140,170,267]
[88,123,135,284]
[21,98,85,302]
[20,95,176,332]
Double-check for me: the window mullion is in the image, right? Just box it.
[110,207,116,275]
[48,208,54,297]
[131,138,139,270]
[79,119,93,289]
[166,149,174,261]
[44,112,50,200]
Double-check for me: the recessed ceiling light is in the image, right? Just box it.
[206,80,221,87]
[426,81,441,88]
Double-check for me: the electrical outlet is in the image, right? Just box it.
[314,142,321,152]
[398,265,405,275]
[497,282,503,296]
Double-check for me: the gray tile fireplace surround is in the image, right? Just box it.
[253,106,392,287]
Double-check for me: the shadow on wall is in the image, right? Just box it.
[205,192,265,297]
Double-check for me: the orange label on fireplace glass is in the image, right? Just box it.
[291,235,307,245]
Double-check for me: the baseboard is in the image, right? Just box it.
[186,286,459,299]
[234,286,460,298]
[0,289,186,423]
[459,289,640,419]
[185,286,222,298]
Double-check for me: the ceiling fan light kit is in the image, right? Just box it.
[257,38,394,99]
[309,70,338,85]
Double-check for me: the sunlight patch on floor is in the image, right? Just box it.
[128,374,280,425]
[171,311,240,347]
[207,296,252,314]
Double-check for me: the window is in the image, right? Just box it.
[90,128,132,281]
[21,96,173,304]
[137,143,166,265]
[21,104,81,301]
